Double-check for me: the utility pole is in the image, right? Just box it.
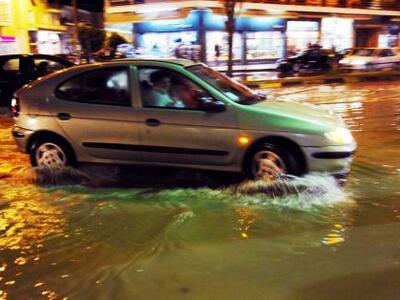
[224,0,236,77]
[72,0,80,60]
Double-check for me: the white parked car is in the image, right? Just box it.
[339,48,400,71]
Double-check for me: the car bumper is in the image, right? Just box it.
[302,144,356,176]
[12,125,33,153]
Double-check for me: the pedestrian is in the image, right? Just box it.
[214,44,221,64]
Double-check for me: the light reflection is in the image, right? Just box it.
[322,223,347,246]
[234,207,258,239]
[0,185,66,252]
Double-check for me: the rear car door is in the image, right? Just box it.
[50,66,142,162]
[135,65,238,167]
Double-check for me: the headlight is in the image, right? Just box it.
[324,127,354,145]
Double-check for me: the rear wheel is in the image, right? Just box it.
[246,143,302,181]
[292,62,301,73]
[30,138,75,168]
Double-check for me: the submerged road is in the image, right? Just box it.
[0,81,399,299]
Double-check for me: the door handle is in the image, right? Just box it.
[145,118,160,127]
[57,113,71,120]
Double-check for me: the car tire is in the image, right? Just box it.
[245,143,302,181]
[30,137,75,168]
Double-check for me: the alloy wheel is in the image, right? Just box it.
[252,150,287,181]
[35,142,67,168]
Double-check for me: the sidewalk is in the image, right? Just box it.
[237,70,400,89]
[212,63,277,73]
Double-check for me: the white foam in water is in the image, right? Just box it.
[233,174,351,211]
[33,166,92,186]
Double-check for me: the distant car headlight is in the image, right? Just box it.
[324,127,354,145]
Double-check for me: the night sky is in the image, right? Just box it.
[48,0,104,12]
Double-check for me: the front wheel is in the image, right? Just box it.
[246,144,302,181]
[30,138,75,168]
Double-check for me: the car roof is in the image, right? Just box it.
[110,58,199,67]
[60,59,200,72]
[38,58,201,80]
[0,53,75,64]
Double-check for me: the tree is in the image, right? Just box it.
[78,24,106,59]
[107,33,128,50]
[223,0,242,77]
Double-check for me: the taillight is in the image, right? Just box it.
[11,97,20,117]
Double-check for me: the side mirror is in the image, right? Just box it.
[199,96,226,112]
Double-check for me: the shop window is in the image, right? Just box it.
[206,32,242,63]
[321,18,353,51]
[0,2,11,22]
[246,31,284,60]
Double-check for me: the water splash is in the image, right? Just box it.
[230,174,351,211]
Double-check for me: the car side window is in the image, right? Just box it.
[55,67,131,106]
[34,59,66,76]
[138,67,208,110]
[2,58,20,72]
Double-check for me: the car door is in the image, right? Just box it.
[0,55,31,106]
[380,49,398,68]
[33,54,74,78]
[135,66,238,166]
[50,65,142,162]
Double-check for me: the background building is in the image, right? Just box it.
[105,0,400,64]
[60,5,104,53]
[0,0,66,54]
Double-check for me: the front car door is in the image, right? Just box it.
[50,65,142,162]
[32,54,74,78]
[134,64,239,168]
[0,55,31,106]
[378,49,398,69]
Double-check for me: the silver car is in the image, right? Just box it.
[11,59,356,181]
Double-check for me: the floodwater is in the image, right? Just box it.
[0,82,399,299]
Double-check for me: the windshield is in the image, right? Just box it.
[352,49,375,56]
[187,64,262,104]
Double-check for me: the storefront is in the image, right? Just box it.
[133,9,285,64]
[0,35,17,54]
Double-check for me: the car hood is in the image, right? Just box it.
[239,98,345,134]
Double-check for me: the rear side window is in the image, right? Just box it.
[2,58,20,72]
[55,67,131,106]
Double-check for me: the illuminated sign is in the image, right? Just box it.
[0,36,16,43]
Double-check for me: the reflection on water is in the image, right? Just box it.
[0,81,400,299]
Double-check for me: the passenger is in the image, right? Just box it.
[36,61,49,77]
[145,70,184,108]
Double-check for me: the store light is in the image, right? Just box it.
[136,6,178,14]
[266,9,285,15]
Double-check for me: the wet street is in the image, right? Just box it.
[0,81,400,300]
